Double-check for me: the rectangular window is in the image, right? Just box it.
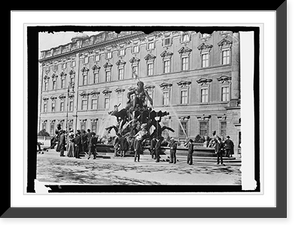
[61,78,65,88]
[51,102,56,112]
[147,63,154,76]
[70,77,75,85]
[162,91,169,106]
[91,99,98,110]
[42,122,47,131]
[83,74,87,85]
[147,42,154,50]
[105,71,111,82]
[182,57,189,71]
[118,67,124,80]
[84,56,89,64]
[62,63,67,69]
[147,90,153,107]
[222,49,230,65]
[221,86,230,101]
[60,101,64,112]
[202,53,209,68]
[80,121,86,131]
[132,66,138,78]
[44,81,48,91]
[81,99,88,110]
[95,55,100,62]
[71,61,76,67]
[200,88,209,103]
[50,123,55,136]
[117,94,122,105]
[69,101,73,112]
[52,81,56,90]
[182,34,190,42]
[220,121,227,138]
[43,102,47,112]
[199,121,209,136]
[104,98,110,109]
[180,89,188,104]
[93,73,99,84]
[179,121,187,137]
[107,51,112,59]
[164,60,170,73]
[91,121,97,133]
[164,38,171,46]
[133,45,139,53]
[119,49,125,56]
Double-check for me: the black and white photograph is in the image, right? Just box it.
[33,27,255,193]
[6,5,289,221]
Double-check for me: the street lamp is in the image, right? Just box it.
[66,82,75,132]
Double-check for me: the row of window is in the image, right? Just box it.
[42,85,230,114]
[178,120,227,138]
[43,50,230,92]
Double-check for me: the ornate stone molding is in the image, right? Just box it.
[160,50,173,58]
[115,87,125,94]
[196,78,213,86]
[218,38,232,49]
[144,53,156,61]
[80,91,89,98]
[217,114,227,121]
[217,75,232,83]
[129,56,140,64]
[196,115,211,121]
[69,69,76,75]
[197,43,213,53]
[159,82,173,90]
[144,84,155,90]
[92,64,101,72]
[43,97,49,101]
[60,71,67,78]
[59,94,66,100]
[116,59,126,66]
[81,66,89,73]
[177,80,192,88]
[90,90,101,98]
[102,89,112,95]
[50,96,57,101]
[51,73,58,80]
[178,46,192,55]
[103,62,113,69]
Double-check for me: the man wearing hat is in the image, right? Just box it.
[73,130,82,159]
[168,137,178,164]
[224,136,234,158]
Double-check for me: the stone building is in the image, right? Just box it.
[38,30,241,154]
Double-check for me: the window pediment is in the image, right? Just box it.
[116,59,126,66]
[129,56,140,64]
[160,50,173,58]
[144,53,156,61]
[159,82,173,90]
[196,78,213,86]
[197,43,213,53]
[178,46,192,55]
[217,75,232,83]
[218,38,232,49]
[177,80,192,88]
[102,89,112,95]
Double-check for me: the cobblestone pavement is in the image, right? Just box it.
[36,150,241,186]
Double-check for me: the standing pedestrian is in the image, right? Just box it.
[168,137,177,164]
[187,139,194,165]
[67,133,75,157]
[59,130,66,157]
[155,136,163,162]
[224,136,234,158]
[73,130,82,159]
[88,132,97,159]
[150,137,157,159]
[215,137,224,165]
[119,135,128,157]
[80,130,88,155]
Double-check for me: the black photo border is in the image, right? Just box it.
[4,1,286,218]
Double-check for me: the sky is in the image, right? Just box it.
[39,31,101,52]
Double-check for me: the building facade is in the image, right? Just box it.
[38,30,241,154]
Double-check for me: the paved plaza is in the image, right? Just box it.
[36,150,241,186]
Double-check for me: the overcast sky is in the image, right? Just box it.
[39,31,100,52]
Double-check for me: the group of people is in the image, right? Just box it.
[212,131,234,165]
[54,127,98,160]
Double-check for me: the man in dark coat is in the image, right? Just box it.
[168,138,178,164]
[155,137,163,162]
[187,139,194,165]
[215,137,224,165]
[80,130,88,154]
[224,136,234,158]
[73,130,82,159]
[88,132,97,159]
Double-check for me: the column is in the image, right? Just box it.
[231,32,240,103]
